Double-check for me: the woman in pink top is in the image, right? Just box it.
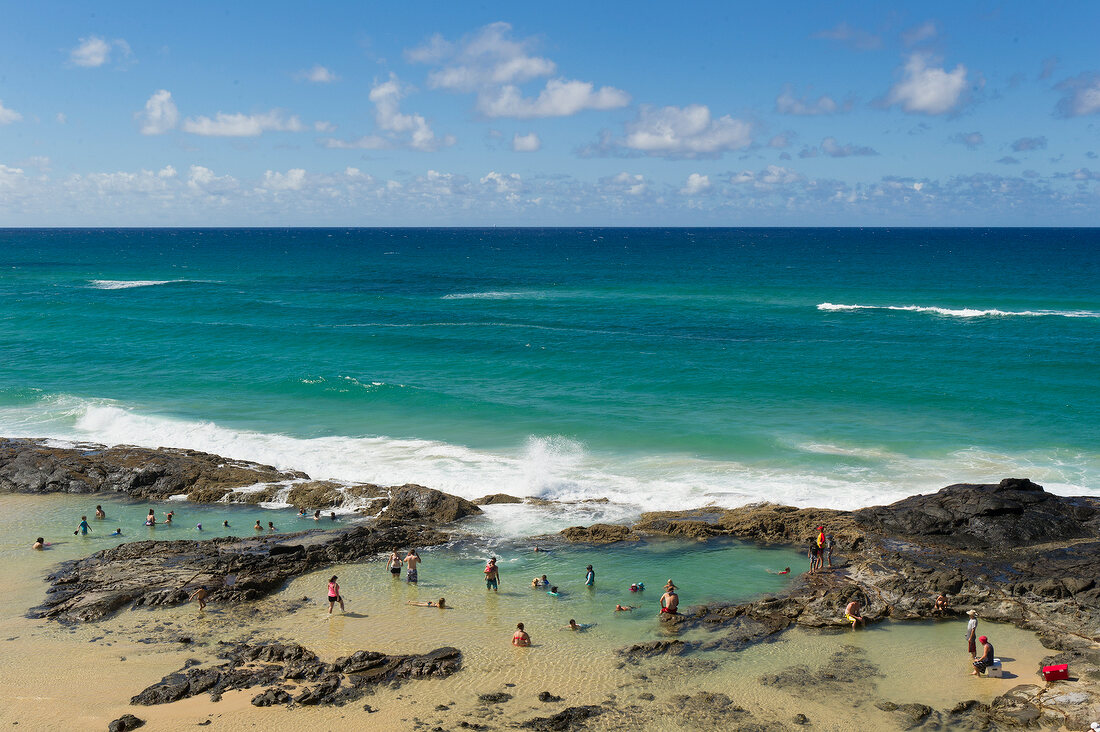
[327,575,345,614]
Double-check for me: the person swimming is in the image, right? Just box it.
[195,523,202,531]
[330,512,337,521]
[110,528,123,536]
[767,567,792,575]
[33,537,45,550]
[630,582,645,592]
[164,511,174,524]
[267,521,275,531]
[297,508,307,517]
[547,586,560,597]
[564,619,593,631]
[222,520,229,528]
[254,520,263,531]
[615,604,635,612]
[407,598,448,608]
[531,574,550,588]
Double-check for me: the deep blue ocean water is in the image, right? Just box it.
[1,228,1096,527]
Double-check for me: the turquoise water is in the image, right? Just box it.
[1,228,1097,528]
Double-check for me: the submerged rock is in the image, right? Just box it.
[519,705,603,730]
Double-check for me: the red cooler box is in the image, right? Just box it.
[1042,664,1069,681]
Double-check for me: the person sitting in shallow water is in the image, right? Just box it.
[254,520,263,531]
[531,575,549,588]
[512,623,531,647]
[546,586,560,597]
[407,598,449,608]
[33,537,45,550]
[614,604,635,612]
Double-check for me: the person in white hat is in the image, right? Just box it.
[965,610,978,656]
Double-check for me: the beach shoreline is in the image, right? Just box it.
[2,439,1099,729]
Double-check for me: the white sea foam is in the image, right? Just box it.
[441,291,536,300]
[88,279,207,290]
[1,394,1095,537]
[817,302,1100,319]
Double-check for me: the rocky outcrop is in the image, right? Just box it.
[559,523,636,543]
[30,523,450,623]
[107,714,145,732]
[131,641,460,708]
[853,477,1100,549]
[0,437,302,502]
[473,493,524,505]
[381,484,481,523]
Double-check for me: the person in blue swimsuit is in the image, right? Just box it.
[585,565,595,586]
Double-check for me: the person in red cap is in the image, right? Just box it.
[971,635,994,675]
[815,526,826,572]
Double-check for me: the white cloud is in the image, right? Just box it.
[885,54,968,115]
[512,132,541,152]
[158,165,177,178]
[480,171,522,193]
[603,172,647,196]
[478,79,628,118]
[262,169,307,190]
[731,165,802,186]
[1054,73,1100,117]
[902,21,937,46]
[69,36,130,68]
[813,23,881,51]
[768,133,791,148]
[297,65,337,83]
[410,22,627,119]
[0,164,26,188]
[614,104,752,158]
[775,86,840,115]
[0,100,22,125]
[820,137,878,157]
[680,173,712,195]
[182,110,305,136]
[324,75,453,151]
[187,165,237,193]
[137,90,179,135]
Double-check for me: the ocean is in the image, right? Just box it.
[1,228,1097,529]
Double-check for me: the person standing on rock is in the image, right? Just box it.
[965,610,978,655]
[825,534,836,569]
[388,549,403,578]
[405,549,421,583]
[815,526,826,572]
[327,576,345,614]
[807,540,818,574]
[484,557,500,592]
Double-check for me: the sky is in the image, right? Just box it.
[1,1,1099,226]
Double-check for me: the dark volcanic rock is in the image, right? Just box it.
[132,642,460,708]
[381,484,482,523]
[473,493,524,505]
[0,438,302,502]
[617,640,689,661]
[519,705,603,730]
[854,478,1100,549]
[559,523,636,543]
[107,714,145,731]
[31,523,450,623]
[477,692,513,704]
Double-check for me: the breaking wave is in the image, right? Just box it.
[817,302,1100,319]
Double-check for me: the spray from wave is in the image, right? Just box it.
[817,302,1100,319]
[88,280,211,290]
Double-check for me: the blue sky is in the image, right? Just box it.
[1,1,1098,225]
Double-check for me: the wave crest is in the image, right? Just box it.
[88,279,202,290]
[817,302,1100,319]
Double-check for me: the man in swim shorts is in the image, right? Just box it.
[405,549,421,583]
[659,589,679,614]
[189,586,209,611]
[484,557,500,591]
[845,599,865,628]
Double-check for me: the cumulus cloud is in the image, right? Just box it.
[821,137,878,157]
[478,79,628,118]
[0,100,22,125]
[0,164,26,188]
[182,110,305,136]
[813,22,881,51]
[321,74,454,151]
[1011,136,1047,152]
[680,173,712,195]
[480,171,522,193]
[768,133,791,148]
[601,172,647,196]
[297,65,337,83]
[512,132,541,152]
[884,54,968,115]
[187,165,238,193]
[587,104,752,158]
[950,131,984,149]
[69,36,130,68]
[731,165,802,186]
[775,86,842,116]
[408,22,628,119]
[1054,73,1100,117]
[137,90,179,135]
[262,169,306,190]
